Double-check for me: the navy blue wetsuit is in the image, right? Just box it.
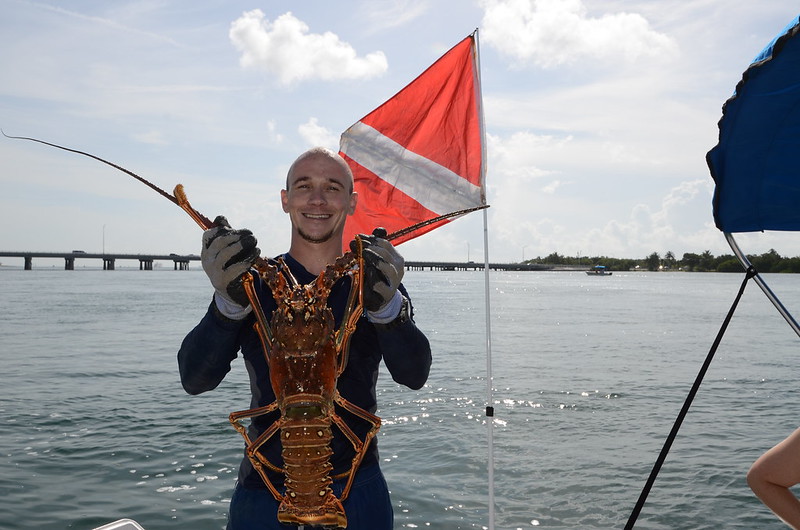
[178,253,431,529]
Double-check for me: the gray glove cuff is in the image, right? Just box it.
[214,291,252,320]
[366,291,403,324]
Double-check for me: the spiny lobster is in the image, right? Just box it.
[230,247,375,527]
[4,132,488,528]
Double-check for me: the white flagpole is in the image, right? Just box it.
[472,29,495,530]
[482,206,495,530]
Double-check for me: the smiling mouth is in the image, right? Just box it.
[304,213,331,220]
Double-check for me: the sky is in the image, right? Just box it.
[2,0,800,264]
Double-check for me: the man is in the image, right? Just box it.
[178,147,432,529]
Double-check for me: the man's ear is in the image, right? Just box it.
[348,191,358,215]
[280,189,289,213]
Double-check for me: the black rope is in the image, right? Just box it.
[624,266,757,529]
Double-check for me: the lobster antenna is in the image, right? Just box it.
[3,130,487,238]
[3,131,214,228]
[385,204,490,242]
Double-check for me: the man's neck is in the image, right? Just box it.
[287,238,344,276]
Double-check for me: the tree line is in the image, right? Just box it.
[524,249,800,273]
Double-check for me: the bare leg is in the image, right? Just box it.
[748,428,800,529]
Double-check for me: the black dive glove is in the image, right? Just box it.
[351,228,404,313]
[201,215,259,309]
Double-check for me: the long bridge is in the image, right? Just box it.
[0,251,197,270]
[0,251,575,272]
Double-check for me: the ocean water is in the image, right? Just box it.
[2,267,800,529]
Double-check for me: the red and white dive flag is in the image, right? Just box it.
[339,33,486,248]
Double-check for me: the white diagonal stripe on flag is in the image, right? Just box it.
[341,121,483,214]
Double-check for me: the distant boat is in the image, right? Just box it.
[586,265,612,276]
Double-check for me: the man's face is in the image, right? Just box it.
[281,154,357,245]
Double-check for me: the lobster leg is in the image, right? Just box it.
[229,403,285,501]
[330,396,381,502]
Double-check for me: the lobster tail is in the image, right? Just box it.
[279,418,347,527]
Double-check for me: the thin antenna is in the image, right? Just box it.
[3,131,214,228]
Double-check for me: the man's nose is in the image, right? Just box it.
[308,187,326,204]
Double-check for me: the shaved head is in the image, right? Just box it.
[286,147,354,193]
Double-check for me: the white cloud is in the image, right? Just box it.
[266,120,284,144]
[487,130,569,182]
[362,0,431,32]
[579,180,717,257]
[480,128,721,258]
[297,118,338,150]
[541,180,561,194]
[23,2,184,48]
[480,0,678,68]
[651,179,708,228]
[229,10,388,85]
[131,130,168,146]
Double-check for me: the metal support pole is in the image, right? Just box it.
[725,232,800,338]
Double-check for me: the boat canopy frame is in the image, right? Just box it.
[725,232,800,337]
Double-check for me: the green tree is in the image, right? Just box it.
[750,249,782,273]
[780,257,800,273]
[645,252,661,271]
[681,252,700,271]
[716,259,743,272]
[698,250,715,271]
